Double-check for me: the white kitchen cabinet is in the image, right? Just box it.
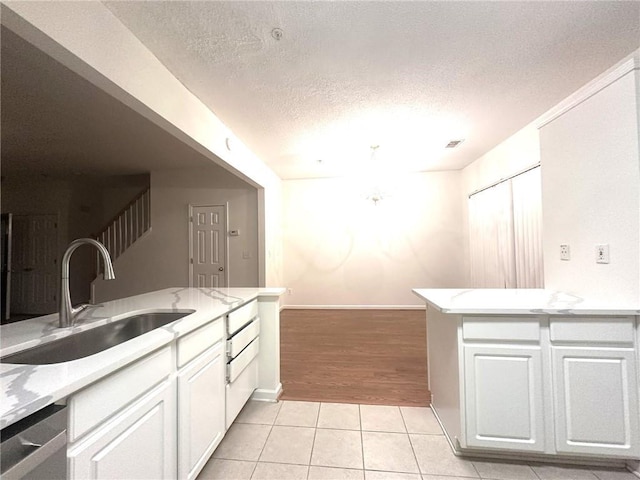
[464,344,546,452]
[68,378,176,480]
[177,342,225,480]
[225,301,260,428]
[552,346,639,457]
[459,315,640,459]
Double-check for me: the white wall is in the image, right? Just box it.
[94,166,259,302]
[540,63,640,304]
[282,171,465,307]
[461,52,640,304]
[3,1,283,288]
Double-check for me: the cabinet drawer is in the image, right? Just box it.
[68,346,172,442]
[227,338,259,383]
[550,316,635,344]
[463,316,541,342]
[177,318,224,368]
[227,318,260,358]
[227,300,258,335]
[225,357,258,428]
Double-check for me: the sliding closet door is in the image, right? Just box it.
[469,166,543,288]
[469,181,516,288]
[512,168,544,288]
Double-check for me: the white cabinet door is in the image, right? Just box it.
[552,346,639,458]
[464,345,545,452]
[178,342,226,480]
[68,380,176,480]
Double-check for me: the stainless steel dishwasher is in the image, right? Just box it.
[0,404,67,480]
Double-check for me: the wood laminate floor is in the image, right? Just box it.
[280,309,431,407]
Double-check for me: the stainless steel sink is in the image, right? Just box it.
[0,311,195,365]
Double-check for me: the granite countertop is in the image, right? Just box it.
[0,287,284,429]
[412,288,640,315]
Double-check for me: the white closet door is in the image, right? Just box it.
[512,167,544,288]
[469,181,516,288]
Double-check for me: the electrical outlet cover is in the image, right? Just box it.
[596,244,610,264]
[560,244,570,261]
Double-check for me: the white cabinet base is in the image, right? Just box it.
[423,306,640,463]
[552,347,639,458]
[464,345,545,453]
[68,380,176,480]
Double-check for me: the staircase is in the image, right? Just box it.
[94,187,150,274]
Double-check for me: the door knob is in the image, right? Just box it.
[218,267,224,271]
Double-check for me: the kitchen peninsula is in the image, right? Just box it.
[413,288,640,466]
[1,287,284,480]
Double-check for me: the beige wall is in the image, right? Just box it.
[93,166,259,302]
[2,174,160,305]
[99,174,149,223]
[1,176,107,305]
[282,171,465,307]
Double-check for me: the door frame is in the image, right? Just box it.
[188,203,229,288]
[1,213,13,321]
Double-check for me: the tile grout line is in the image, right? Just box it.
[306,402,322,479]
[250,399,286,478]
[530,461,543,480]
[400,405,424,476]
[251,421,274,478]
[359,403,366,473]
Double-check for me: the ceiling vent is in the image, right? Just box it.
[445,139,464,148]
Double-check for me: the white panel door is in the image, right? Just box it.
[464,345,545,452]
[177,343,226,480]
[190,205,226,288]
[552,347,639,457]
[11,214,58,314]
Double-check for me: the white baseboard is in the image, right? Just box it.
[431,404,629,470]
[281,304,425,310]
[251,383,282,402]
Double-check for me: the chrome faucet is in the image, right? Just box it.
[59,238,115,328]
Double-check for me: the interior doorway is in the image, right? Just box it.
[189,205,227,288]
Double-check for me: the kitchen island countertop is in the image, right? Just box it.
[0,287,284,429]
[412,288,640,315]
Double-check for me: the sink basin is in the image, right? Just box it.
[0,310,195,365]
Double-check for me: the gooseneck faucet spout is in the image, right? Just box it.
[59,238,115,328]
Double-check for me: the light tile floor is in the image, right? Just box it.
[198,400,638,480]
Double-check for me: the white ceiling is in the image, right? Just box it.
[102,0,640,179]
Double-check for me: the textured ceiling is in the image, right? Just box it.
[103,1,640,179]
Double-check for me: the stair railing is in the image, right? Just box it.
[93,187,150,274]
